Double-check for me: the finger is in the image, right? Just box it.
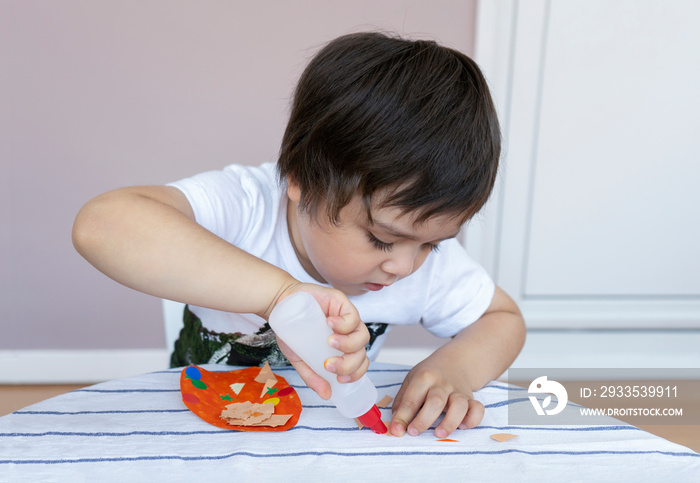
[458,399,485,430]
[326,314,369,341]
[403,387,449,436]
[277,337,332,400]
[315,289,358,326]
[324,348,368,380]
[292,359,332,400]
[434,393,471,438]
[327,326,369,353]
[344,354,370,382]
[389,378,433,437]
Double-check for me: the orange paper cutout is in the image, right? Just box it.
[436,438,459,442]
[490,433,518,442]
[377,395,393,408]
[180,365,301,432]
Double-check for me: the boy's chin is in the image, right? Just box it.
[329,282,369,297]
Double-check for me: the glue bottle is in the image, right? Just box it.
[269,291,388,434]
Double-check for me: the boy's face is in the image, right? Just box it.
[287,183,461,296]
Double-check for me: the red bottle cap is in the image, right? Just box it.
[357,405,387,434]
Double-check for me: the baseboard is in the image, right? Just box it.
[0,349,171,384]
[376,330,700,379]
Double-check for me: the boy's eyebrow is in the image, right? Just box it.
[369,219,459,242]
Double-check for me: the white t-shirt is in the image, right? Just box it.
[169,162,495,359]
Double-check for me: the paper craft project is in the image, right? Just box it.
[180,364,301,432]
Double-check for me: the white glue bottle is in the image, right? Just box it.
[269,291,388,434]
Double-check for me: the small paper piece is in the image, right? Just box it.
[230,383,245,395]
[254,362,277,384]
[221,401,274,425]
[437,438,459,442]
[251,414,293,427]
[491,433,518,442]
[377,395,393,408]
[355,418,364,430]
[220,401,293,427]
[260,378,278,398]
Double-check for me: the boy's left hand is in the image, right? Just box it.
[389,351,485,438]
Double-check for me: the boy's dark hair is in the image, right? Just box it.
[277,31,500,225]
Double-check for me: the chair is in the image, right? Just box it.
[162,299,186,356]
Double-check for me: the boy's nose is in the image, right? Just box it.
[380,249,415,278]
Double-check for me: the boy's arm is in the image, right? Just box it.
[72,186,369,394]
[73,186,294,316]
[389,286,525,437]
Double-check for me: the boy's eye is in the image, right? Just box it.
[367,232,393,252]
[425,242,441,253]
[368,232,441,254]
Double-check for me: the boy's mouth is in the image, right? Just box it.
[364,283,386,291]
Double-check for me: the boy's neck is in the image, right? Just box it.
[286,198,326,284]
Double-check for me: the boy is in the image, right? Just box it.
[73,32,525,438]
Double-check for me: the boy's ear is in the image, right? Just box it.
[286,176,302,203]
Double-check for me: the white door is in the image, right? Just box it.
[468,0,700,330]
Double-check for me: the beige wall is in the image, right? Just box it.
[1,1,476,350]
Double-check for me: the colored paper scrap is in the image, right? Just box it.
[230,383,245,395]
[254,362,277,383]
[221,401,274,425]
[437,438,459,442]
[377,395,393,408]
[491,433,518,442]
[278,386,294,397]
[220,401,294,427]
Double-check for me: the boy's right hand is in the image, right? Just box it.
[271,283,370,400]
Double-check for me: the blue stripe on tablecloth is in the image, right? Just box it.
[75,382,404,393]
[485,397,528,408]
[9,398,589,415]
[76,388,180,393]
[0,424,644,438]
[14,409,192,415]
[13,404,339,414]
[1,448,698,465]
[149,367,412,375]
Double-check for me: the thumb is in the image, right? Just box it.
[292,359,333,400]
[277,337,332,400]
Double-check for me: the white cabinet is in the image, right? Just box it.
[468,0,700,329]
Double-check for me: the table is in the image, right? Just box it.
[1,363,698,481]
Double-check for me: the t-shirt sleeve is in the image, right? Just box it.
[419,239,496,338]
[166,164,277,248]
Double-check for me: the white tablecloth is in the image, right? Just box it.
[0,363,698,482]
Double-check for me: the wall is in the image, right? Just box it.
[0,1,476,356]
